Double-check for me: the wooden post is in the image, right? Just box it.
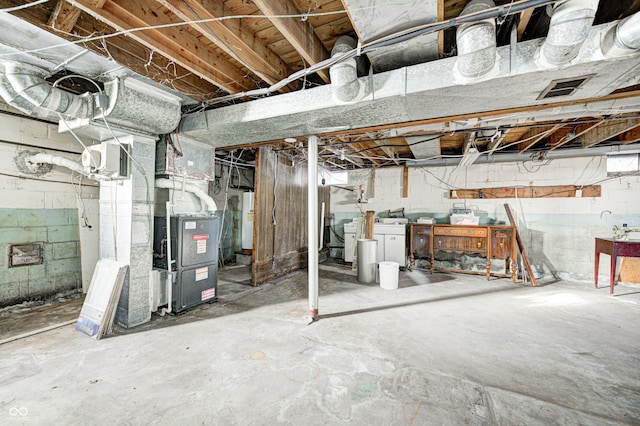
[403,165,409,198]
[365,210,375,239]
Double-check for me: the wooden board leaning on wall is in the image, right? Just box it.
[450,185,601,199]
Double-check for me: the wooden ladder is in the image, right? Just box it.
[504,204,538,286]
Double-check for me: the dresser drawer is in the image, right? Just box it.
[433,226,487,237]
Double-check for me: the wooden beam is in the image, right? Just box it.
[155,0,293,90]
[519,122,568,152]
[581,118,640,148]
[619,125,640,144]
[48,0,83,32]
[403,165,408,198]
[451,185,601,199]
[516,8,534,40]
[251,0,331,83]
[375,140,399,164]
[68,0,255,94]
[437,0,445,58]
[548,121,604,151]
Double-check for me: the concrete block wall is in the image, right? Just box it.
[330,157,640,282]
[0,106,100,306]
[0,209,82,306]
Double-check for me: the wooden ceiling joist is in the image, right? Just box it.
[251,0,331,83]
[519,122,568,152]
[48,0,84,32]
[155,0,293,90]
[68,0,256,94]
[581,118,640,148]
[548,120,604,151]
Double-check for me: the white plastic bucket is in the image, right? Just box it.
[379,261,399,290]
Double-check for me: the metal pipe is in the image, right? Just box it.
[601,11,640,58]
[455,0,497,79]
[540,0,599,66]
[164,202,172,315]
[407,144,640,168]
[319,201,325,252]
[329,36,366,103]
[154,178,217,212]
[307,135,319,322]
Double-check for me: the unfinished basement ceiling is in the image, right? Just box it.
[0,0,640,169]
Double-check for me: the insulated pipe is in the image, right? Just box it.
[408,144,640,167]
[0,60,91,120]
[455,0,497,79]
[329,36,365,103]
[540,0,599,65]
[29,153,109,180]
[601,11,640,58]
[308,135,319,322]
[154,178,217,212]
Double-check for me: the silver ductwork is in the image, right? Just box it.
[0,60,181,136]
[540,0,599,66]
[155,178,217,212]
[0,61,91,121]
[455,0,497,79]
[330,36,367,103]
[601,11,640,58]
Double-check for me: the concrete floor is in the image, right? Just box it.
[1,261,639,425]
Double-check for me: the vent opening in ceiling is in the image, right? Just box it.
[537,75,593,99]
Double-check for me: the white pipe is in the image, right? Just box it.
[308,135,319,322]
[154,178,217,212]
[601,11,640,58]
[319,201,325,252]
[540,0,599,66]
[164,202,172,314]
[29,153,109,180]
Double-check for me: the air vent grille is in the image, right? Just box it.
[538,75,593,100]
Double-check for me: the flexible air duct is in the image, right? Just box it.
[154,178,217,212]
[601,11,640,58]
[0,61,91,121]
[329,35,366,103]
[0,60,181,135]
[540,0,599,65]
[455,0,497,79]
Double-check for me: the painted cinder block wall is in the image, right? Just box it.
[0,105,99,306]
[329,156,639,282]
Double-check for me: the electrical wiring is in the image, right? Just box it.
[181,0,558,112]
[0,0,418,59]
[0,0,48,13]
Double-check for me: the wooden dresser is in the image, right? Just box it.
[409,224,517,282]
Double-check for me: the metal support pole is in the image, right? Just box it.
[308,135,319,322]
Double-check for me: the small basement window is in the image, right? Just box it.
[8,242,44,267]
[537,76,593,100]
